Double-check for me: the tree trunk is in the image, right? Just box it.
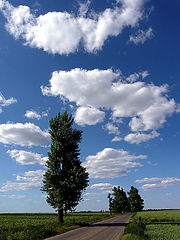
[57,208,64,224]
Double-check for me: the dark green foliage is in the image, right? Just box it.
[123,220,148,240]
[128,186,144,212]
[124,223,144,235]
[108,193,113,215]
[108,186,130,214]
[122,233,140,240]
[108,186,144,215]
[122,233,147,240]
[41,112,89,223]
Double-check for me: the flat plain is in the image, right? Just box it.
[0,212,116,240]
[136,210,180,240]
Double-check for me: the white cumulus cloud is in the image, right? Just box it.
[0,170,44,192]
[83,148,147,178]
[25,110,41,120]
[0,122,50,146]
[126,71,149,83]
[139,177,180,191]
[90,183,113,190]
[41,68,178,136]
[112,136,122,142]
[124,131,160,144]
[75,106,105,126]
[0,0,146,54]
[24,110,49,120]
[135,177,163,183]
[0,92,17,113]
[104,122,120,135]
[7,149,47,166]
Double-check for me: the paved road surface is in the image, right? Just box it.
[45,213,132,240]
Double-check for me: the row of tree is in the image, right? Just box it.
[108,186,144,214]
[41,112,144,223]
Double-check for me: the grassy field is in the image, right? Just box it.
[135,210,180,240]
[136,209,180,223]
[0,212,114,240]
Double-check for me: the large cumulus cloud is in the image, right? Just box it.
[0,0,146,54]
[41,68,178,140]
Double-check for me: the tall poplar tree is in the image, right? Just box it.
[109,186,130,214]
[128,186,144,212]
[41,112,89,223]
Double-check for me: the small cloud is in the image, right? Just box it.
[137,177,180,191]
[112,136,122,142]
[103,122,120,135]
[0,122,50,146]
[32,1,41,8]
[129,27,154,45]
[84,192,97,196]
[0,170,44,192]
[25,110,41,120]
[136,177,162,183]
[90,183,113,190]
[78,0,91,17]
[83,148,146,178]
[0,92,17,113]
[126,71,149,83]
[146,161,158,166]
[124,131,160,144]
[25,110,49,120]
[7,149,47,166]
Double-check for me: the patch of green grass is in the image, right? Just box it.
[146,224,180,240]
[0,212,115,240]
[136,210,180,223]
[123,217,148,240]
[128,210,180,240]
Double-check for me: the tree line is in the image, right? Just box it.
[108,186,144,214]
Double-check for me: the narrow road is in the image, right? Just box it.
[45,213,132,240]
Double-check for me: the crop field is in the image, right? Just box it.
[0,212,113,240]
[136,210,180,240]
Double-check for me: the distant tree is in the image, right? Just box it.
[108,193,113,215]
[109,186,130,214]
[128,186,144,212]
[41,112,89,223]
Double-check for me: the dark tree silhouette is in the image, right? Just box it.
[41,112,89,223]
[109,186,130,214]
[128,186,144,212]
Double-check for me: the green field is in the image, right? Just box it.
[136,209,180,223]
[135,210,180,240]
[0,212,114,240]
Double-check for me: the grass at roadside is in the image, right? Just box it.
[123,210,180,240]
[137,210,180,240]
[136,209,180,223]
[146,224,180,240]
[0,212,116,240]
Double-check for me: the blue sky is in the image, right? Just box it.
[0,0,180,213]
